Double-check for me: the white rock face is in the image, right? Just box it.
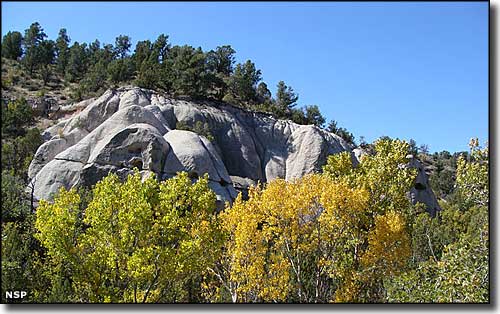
[30,87,441,214]
[407,157,441,216]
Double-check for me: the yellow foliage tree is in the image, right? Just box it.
[35,171,223,303]
[325,139,416,302]
[219,138,416,303]
[220,175,369,302]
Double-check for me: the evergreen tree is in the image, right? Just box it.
[275,80,298,114]
[81,60,108,93]
[107,58,134,85]
[65,42,88,82]
[2,31,23,60]
[135,57,160,90]
[327,120,355,145]
[256,82,272,103]
[152,34,170,63]
[133,40,153,70]
[206,45,235,76]
[228,60,262,104]
[87,39,101,65]
[303,105,326,128]
[55,28,70,75]
[114,35,131,59]
[206,45,236,99]
[22,22,47,74]
[168,45,208,97]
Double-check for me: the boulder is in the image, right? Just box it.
[407,157,441,216]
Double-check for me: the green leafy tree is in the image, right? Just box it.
[86,39,101,65]
[455,138,488,208]
[386,139,489,303]
[2,31,23,60]
[135,57,161,90]
[38,39,56,84]
[2,128,43,180]
[133,40,153,70]
[1,171,31,222]
[81,60,108,93]
[134,35,170,91]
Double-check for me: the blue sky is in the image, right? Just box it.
[2,2,488,153]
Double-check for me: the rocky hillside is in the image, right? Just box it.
[28,86,440,213]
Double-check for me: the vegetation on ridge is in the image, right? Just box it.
[2,22,357,144]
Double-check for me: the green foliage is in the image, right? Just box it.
[2,31,23,60]
[1,171,31,222]
[1,214,44,303]
[107,58,134,85]
[166,45,208,97]
[455,138,488,208]
[176,120,215,142]
[22,22,48,74]
[5,21,332,128]
[385,139,489,303]
[1,98,35,137]
[275,80,298,114]
[227,60,262,103]
[65,42,88,82]
[256,82,272,103]
[206,45,235,76]
[303,105,326,127]
[55,28,70,75]
[135,57,162,90]
[1,128,43,180]
[326,120,355,145]
[1,94,46,303]
[114,35,131,59]
[81,60,108,94]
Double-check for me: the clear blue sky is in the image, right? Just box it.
[2,2,488,153]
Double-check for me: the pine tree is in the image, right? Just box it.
[275,81,298,114]
[2,31,23,60]
[23,22,47,74]
[55,28,70,75]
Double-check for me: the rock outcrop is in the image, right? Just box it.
[29,87,352,209]
[29,86,440,214]
[407,157,441,216]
